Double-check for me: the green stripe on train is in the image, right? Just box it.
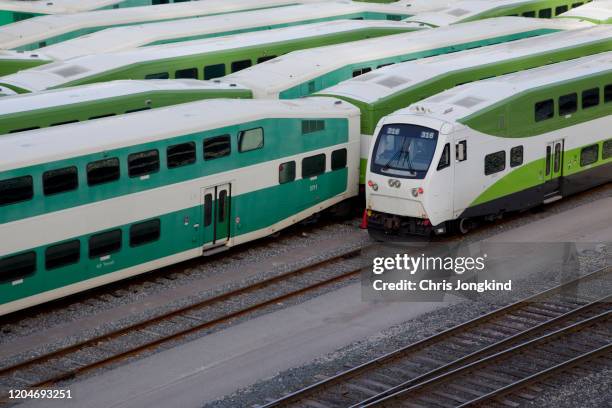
[460,69,612,138]
[471,140,612,207]
[0,169,348,304]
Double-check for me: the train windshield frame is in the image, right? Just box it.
[370,124,439,179]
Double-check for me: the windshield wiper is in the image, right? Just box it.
[382,137,415,173]
[382,148,404,171]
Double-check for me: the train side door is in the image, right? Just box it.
[201,184,232,249]
[543,140,564,200]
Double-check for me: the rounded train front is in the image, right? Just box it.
[365,112,453,238]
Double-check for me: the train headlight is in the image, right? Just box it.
[411,187,424,197]
[367,180,378,191]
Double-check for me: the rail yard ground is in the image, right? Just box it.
[4,183,609,408]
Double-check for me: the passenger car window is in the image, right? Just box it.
[43,167,78,196]
[89,230,122,258]
[238,128,264,153]
[279,161,296,184]
[535,99,554,122]
[580,145,598,166]
[87,158,120,186]
[0,175,33,206]
[485,151,506,175]
[302,154,326,178]
[128,150,160,178]
[510,146,524,168]
[204,135,231,160]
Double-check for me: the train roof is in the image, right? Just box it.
[319,25,611,104]
[0,0,132,14]
[0,79,249,116]
[0,0,406,52]
[0,0,325,50]
[34,1,415,61]
[390,52,612,123]
[558,0,612,24]
[223,17,588,98]
[0,19,412,92]
[0,97,359,171]
[403,0,552,27]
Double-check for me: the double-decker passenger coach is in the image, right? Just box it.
[0,97,360,316]
[365,53,612,237]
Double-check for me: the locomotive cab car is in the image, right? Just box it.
[365,52,612,237]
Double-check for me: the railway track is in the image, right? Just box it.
[0,245,371,399]
[263,266,611,408]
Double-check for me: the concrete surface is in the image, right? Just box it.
[19,196,611,408]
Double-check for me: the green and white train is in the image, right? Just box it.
[318,25,612,183]
[0,80,251,136]
[0,18,589,135]
[0,0,198,26]
[0,20,415,93]
[0,0,415,74]
[0,97,360,316]
[223,17,588,99]
[0,1,412,53]
[558,0,612,24]
[403,0,593,28]
[365,52,612,236]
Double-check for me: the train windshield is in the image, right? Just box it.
[371,124,439,179]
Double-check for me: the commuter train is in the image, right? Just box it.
[0,20,414,93]
[0,80,251,136]
[319,25,612,183]
[0,97,360,316]
[558,0,612,24]
[0,17,588,132]
[0,1,411,53]
[222,17,587,99]
[403,0,593,28]
[0,0,198,26]
[365,52,612,237]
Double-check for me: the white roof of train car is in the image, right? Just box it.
[0,19,412,92]
[223,17,590,99]
[0,97,359,171]
[319,25,611,104]
[390,52,612,123]
[0,79,249,115]
[0,0,325,50]
[35,1,417,61]
[0,0,132,14]
[558,0,612,23]
[403,0,548,27]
